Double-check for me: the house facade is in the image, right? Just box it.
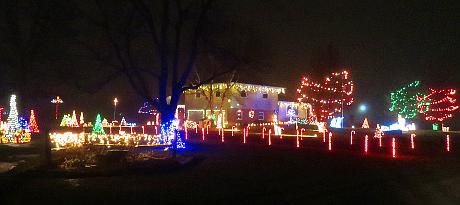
[183,83,286,127]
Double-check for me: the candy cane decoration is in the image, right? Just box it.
[262,127,266,139]
[392,137,396,158]
[350,130,355,145]
[232,126,236,136]
[410,133,415,149]
[243,128,246,144]
[206,125,210,134]
[109,126,113,135]
[364,135,368,153]
[221,128,224,143]
[155,126,158,135]
[195,125,198,133]
[328,132,332,151]
[202,128,205,141]
[323,129,328,143]
[268,129,272,146]
[379,136,382,147]
[185,127,188,140]
[142,126,145,135]
[296,130,300,148]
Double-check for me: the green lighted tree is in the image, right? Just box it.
[92,114,105,134]
[389,80,427,119]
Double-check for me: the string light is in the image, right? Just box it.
[296,130,299,148]
[392,138,396,158]
[417,88,458,122]
[297,70,354,122]
[362,118,370,128]
[185,83,286,95]
[389,80,427,119]
[29,110,39,133]
[365,135,368,153]
[6,95,20,142]
[446,135,450,152]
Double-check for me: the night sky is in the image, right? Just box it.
[1,0,459,128]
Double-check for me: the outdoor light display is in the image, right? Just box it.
[297,70,354,122]
[92,114,105,134]
[362,118,370,128]
[80,112,85,125]
[417,88,458,122]
[6,95,20,142]
[0,107,3,122]
[389,80,427,119]
[29,110,39,133]
[50,132,164,149]
[329,117,344,128]
[71,110,80,127]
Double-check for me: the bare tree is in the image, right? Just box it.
[76,0,235,157]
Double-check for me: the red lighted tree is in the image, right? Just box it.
[417,88,459,122]
[29,110,40,133]
[297,70,354,122]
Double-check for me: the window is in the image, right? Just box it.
[240,90,247,97]
[195,90,201,98]
[258,112,264,120]
[216,91,221,97]
[262,93,268,98]
[237,110,242,120]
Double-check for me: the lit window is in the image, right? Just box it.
[240,90,247,97]
[258,112,264,120]
[262,93,268,98]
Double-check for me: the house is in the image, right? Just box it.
[183,83,286,127]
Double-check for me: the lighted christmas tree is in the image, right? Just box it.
[362,118,370,128]
[6,95,20,142]
[29,110,40,133]
[297,70,354,122]
[120,117,127,126]
[71,110,79,127]
[92,114,105,134]
[80,112,85,125]
[389,80,427,119]
[60,114,71,127]
[18,116,29,130]
[417,88,459,122]
[0,107,4,122]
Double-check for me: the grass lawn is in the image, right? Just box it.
[1,131,460,204]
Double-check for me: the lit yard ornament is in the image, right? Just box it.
[362,118,370,129]
[262,127,266,139]
[29,110,39,133]
[80,112,85,126]
[51,96,63,120]
[330,117,344,128]
[92,114,105,135]
[243,127,247,144]
[364,135,368,153]
[446,135,450,152]
[6,95,20,142]
[268,129,272,146]
[432,123,439,131]
[202,128,205,141]
[113,98,118,121]
[410,133,416,149]
[287,107,297,124]
[60,114,72,127]
[102,118,109,127]
[350,130,355,145]
[120,117,127,126]
[392,138,396,158]
[221,128,224,142]
[249,110,255,119]
[328,132,332,151]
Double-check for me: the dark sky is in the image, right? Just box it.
[1,0,459,128]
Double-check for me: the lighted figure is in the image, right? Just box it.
[249,110,255,119]
[102,118,109,127]
[362,118,370,129]
[330,117,344,128]
[432,123,439,131]
[317,122,326,133]
[92,114,105,135]
[6,95,20,142]
[216,113,223,128]
[60,114,72,127]
[287,106,297,124]
[29,110,40,133]
[374,124,384,138]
